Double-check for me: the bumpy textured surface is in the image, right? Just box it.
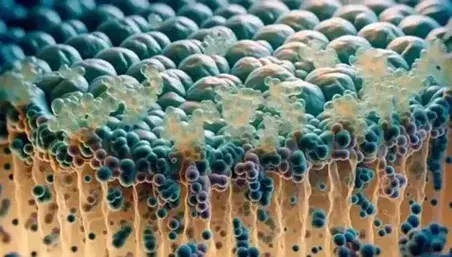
[1,1,452,257]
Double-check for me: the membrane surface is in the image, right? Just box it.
[1,0,452,257]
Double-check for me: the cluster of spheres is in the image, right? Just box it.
[1,0,452,256]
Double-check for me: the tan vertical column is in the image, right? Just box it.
[101,181,137,257]
[31,158,62,257]
[0,144,21,255]
[52,164,85,257]
[76,164,108,257]
[305,164,333,257]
